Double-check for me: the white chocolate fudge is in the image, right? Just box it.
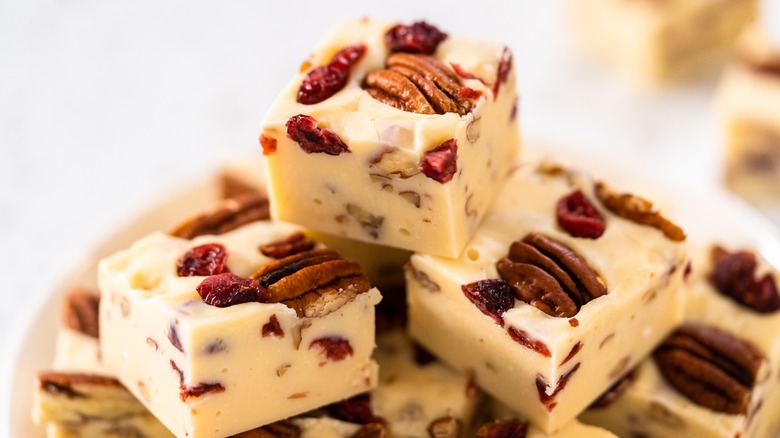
[580,243,780,437]
[407,161,687,433]
[718,24,780,205]
[571,0,756,84]
[260,18,520,257]
[99,218,381,438]
[371,330,481,436]
[33,290,174,438]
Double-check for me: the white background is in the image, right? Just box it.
[1,0,770,433]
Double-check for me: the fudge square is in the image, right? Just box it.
[718,24,780,203]
[406,160,687,433]
[571,0,756,84]
[580,243,780,437]
[259,18,520,258]
[99,198,381,438]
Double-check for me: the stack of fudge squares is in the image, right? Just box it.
[31,18,780,438]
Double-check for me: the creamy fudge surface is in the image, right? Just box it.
[261,19,520,257]
[99,218,381,438]
[581,243,780,437]
[571,0,756,84]
[718,25,780,202]
[407,161,686,433]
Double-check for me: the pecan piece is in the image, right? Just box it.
[352,423,388,438]
[710,246,780,313]
[475,418,527,438]
[496,233,606,317]
[62,290,100,338]
[170,193,270,239]
[363,53,470,115]
[231,420,302,438]
[427,415,462,438]
[653,324,765,414]
[251,248,370,317]
[594,182,685,242]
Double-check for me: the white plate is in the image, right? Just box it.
[4,145,780,438]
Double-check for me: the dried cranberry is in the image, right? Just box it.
[492,47,513,98]
[556,190,605,239]
[196,273,270,308]
[421,139,457,183]
[461,279,514,325]
[259,134,277,156]
[385,21,448,54]
[176,243,229,277]
[310,337,353,362]
[327,393,383,425]
[507,326,551,357]
[450,62,488,86]
[710,247,780,313]
[286,114,351,155]
[297,44,366,104]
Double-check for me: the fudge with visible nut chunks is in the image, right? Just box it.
[718,24,780,204]
[580,243,780,437]
[571,0,756,84]
[406,160,687,433]
[260,18,520,257]
[98,198,381,438]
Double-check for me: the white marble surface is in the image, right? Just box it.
[1,0,773,434]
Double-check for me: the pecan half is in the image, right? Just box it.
[170,193,270,239]
[475,419,527,438]
[62,290,100,338]
[250,249,370,317]
[231,420,302,438]
[710,246,780,313]
[259,233,316,259]
[589,370,636,409]
[653,324,765,414]
[363,53,470,115]
[496,233,607,318]
[594,182,685,242]
[38,371,123,400]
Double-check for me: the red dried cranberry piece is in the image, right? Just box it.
[196,273,270,308]
[492,47,513,98]
[176,243,229,277]
[385,21,448,54]
[286,114,351,155]
[556,190,606,239]
[421,139,457,183]
[450,62,488,86]
[310,337,353,361]
[297,44,366,105]
[711,248,780,313]
[461,279,514,325]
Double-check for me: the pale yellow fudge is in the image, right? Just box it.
[718,24,780,204]
[260,18,520,257]
[580,243,780,437]
[33,290,174,438]
[571,0,757,84]
[99,218,381,437]
[406,161,687,433]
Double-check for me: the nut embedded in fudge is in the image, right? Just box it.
[718,24,780,204]
[570,0,757,84]
[98,204,381,438]
[580,243,780,437]
[406,160,687,433]
[259,18,520,257]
